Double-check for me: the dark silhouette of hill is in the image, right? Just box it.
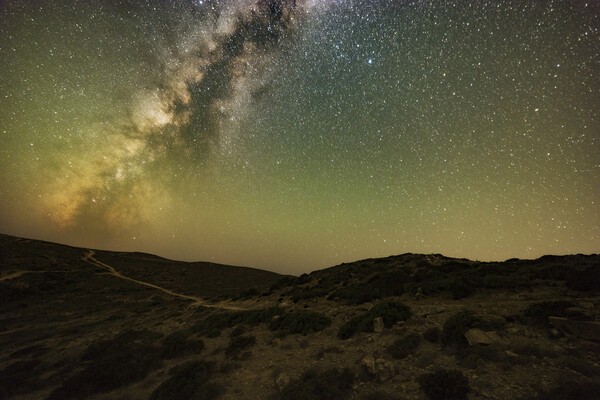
[1,233,599,400]
[0,233,288,300]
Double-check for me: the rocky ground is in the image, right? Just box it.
[0,234,599,400]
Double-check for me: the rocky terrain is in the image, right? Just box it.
[0,233,599,400]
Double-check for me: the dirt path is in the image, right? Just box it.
[83,250,245,310]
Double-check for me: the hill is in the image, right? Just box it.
[1,234,599,400]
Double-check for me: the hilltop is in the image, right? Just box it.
[0,234,599,400]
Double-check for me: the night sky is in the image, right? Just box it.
[1,0,598,275]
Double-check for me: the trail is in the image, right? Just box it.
[83,250,245,310]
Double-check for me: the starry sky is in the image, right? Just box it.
[0,0,598,275]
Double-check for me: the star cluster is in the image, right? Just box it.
[0,0,598,274]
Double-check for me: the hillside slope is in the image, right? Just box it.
[1,235,599,400]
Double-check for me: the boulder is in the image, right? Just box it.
[361,355,395,382]
[464,329,501,345]
[275,373,290,391]
[374,358,395,382]
[373,317,384,333]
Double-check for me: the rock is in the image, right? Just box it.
[374,358,395,382]
[549,316,600,341]
[361,355,396,382]
[373,317,384,333]
[361,355,376,376]
[275,373,290,391]
[464,329,501,345]
[415,287,425,299]
[505,350,519,357]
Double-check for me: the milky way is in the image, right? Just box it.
[1,0,598,274]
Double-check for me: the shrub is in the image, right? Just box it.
[388,333,421,359]
[0,359,43,398]
[567,265,600,292]
[225,335,256,357]
[328,270,409,304]
[441,310,503,347]
[423,327,441,342]
[149,361,222,400]
[196,307,283,337]
[230,325,246,337]
[48,342,162,399]
[522,301,575,327]
[418,368,470,400]
[532,379,600,400]
[278,367,354,400]
[160,331,205,359]
[269,310,331,336]
[450,277,475,300]
[338,301,411,339]
[361,392,403,400]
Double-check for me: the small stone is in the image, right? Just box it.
[373,317,384,333]
[465,329,501,345]
[374,358,395,382]
[275,373,290,391]
[415,287,425,299]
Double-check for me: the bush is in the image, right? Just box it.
[567,265,600,292]
[418,369,470,400]
[278,367,354,400]
[361,392,403,400]
[269,310,331,336]
[423,327,441,342]
[441,310,503,347]
[388,332,421,359]
[225,335,256,357]
[149,361,222,400]
[196,308,283,337]
[328,270,409,304]
[48,341,162,399]
[532,379,600,400]
[450,277,475,300]
[338,301,411,339]
[160,331,205,359]
[230,325,246,337]
[522,301,575,327]
[0,359,43,398]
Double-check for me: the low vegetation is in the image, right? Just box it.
[149,361,222,400]
[388,332,421,359]
[269,310,331,336]
[338,301,412,339]
[418,368,470,400]
[277,367,355,400]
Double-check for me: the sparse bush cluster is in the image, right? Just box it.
[48,331,164,399]
[423,327,441,342]
[338,301,411,339]
[328,270,409,304]
[160,330,205,359]
[269,310,331,336]
[387,332,421,359]
[441,310,503,347]
[277,367,354,400]
[149,361,223,400]
[522,301,576,327]
[225,335,257,357]
[418,368,470,400]
[195,307,283,337]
